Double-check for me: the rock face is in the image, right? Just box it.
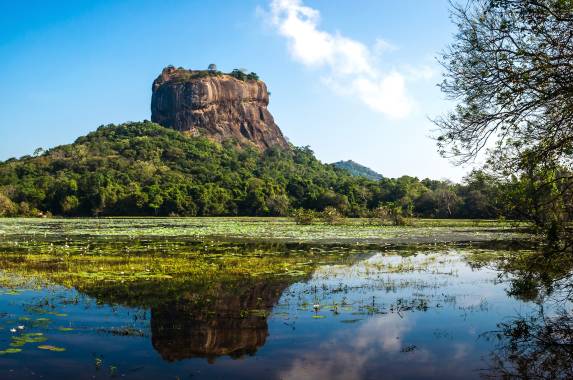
[151,66,289,150]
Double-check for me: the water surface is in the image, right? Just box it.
[0,239,570,379]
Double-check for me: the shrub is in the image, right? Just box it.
[17,202,42,217]
[367,205,390,225]
[369,203,410,226]
[246,72,259,81]
[321,206,343,225]
[292,208,316,225]
[17,202,32,216]
[230,69,247,81]
[0,193,17,216]
[230,69,260,81]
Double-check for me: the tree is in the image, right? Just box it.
[207,63,217,72]
[61,195,79,215]
[246,72,259,81]
[435,0,573,242]
[460,170,501,218]
[230,69,247,81]
[436,0,573,166]
[374,202,407,226]
[434,185,462,218]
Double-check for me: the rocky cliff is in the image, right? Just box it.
[151,66,289,150]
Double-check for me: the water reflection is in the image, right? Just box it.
[278,314,416,380]
[481,251,573,379]
[1,240,572,379]
[150,280,291,362]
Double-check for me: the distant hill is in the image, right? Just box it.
[333,160,383,181]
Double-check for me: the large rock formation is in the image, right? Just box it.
[151,66,289,150]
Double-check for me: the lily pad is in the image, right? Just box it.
[0,348,22,355]
[11,332,47,347]
[38,345,66,352]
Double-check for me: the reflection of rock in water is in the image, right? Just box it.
[150,280,291,362]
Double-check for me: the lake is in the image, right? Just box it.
[0,219,570,379]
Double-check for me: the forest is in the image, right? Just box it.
[0,121,532,219]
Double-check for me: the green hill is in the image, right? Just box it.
[333,160,383,181]
[0,122,380,217]
[0,121,502,218]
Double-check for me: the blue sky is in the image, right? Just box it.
[0,0,469,180]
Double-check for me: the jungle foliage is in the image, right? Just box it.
[0,121,524,218]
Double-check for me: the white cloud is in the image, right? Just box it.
[352,73,410,118]
[267,0,432,119]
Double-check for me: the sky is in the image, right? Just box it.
[0,0,471,181]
